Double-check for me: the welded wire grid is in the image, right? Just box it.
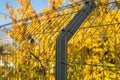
[0,0,120,80]
[0,1,85,80]
[67,1,120,80]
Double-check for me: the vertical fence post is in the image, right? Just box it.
[56,0,96,80]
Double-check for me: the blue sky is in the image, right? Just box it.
[0,0,48,37]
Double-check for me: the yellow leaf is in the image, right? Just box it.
[52,1,59,9]
[3,15,7,19]
[9,8,13,15]
[5,2,9,9]
[43,7,49,12]
[58,0,63,4]
[70,0,74,4]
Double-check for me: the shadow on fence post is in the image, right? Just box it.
[56,0,96,80]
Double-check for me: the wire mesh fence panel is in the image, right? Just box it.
[0,1,85,80]
[67,0,120,80]
[0,0,120,80]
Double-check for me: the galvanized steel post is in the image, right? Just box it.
[56,0,96,80]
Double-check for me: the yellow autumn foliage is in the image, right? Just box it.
[1,0,120,80]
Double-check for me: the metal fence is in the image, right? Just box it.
[66,0,120,80]
[0,0,120,80]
